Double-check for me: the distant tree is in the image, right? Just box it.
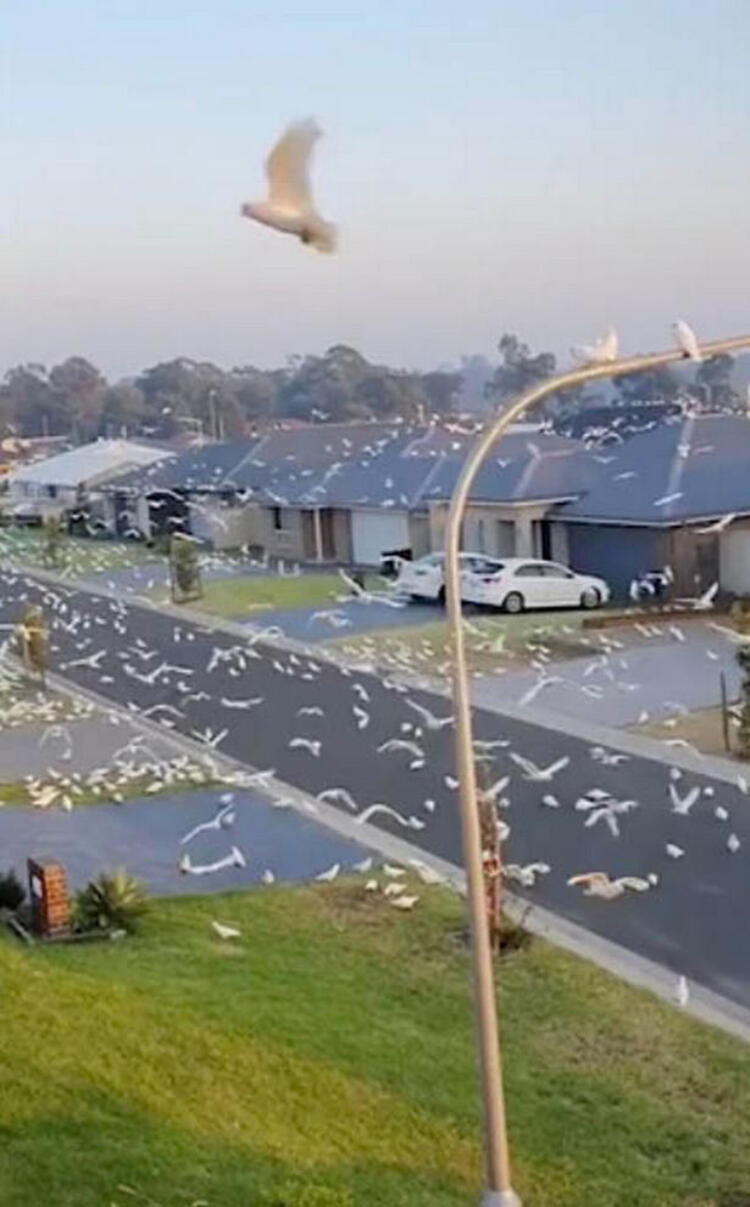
[613,364,680,405]
[457,354,494,412]
[486,334,556,405]
[230,366,278,423]
[694,354,740,412]
[485,333,584,418]
[136,359,205,437]
[99,383,147,437]
[49,357,107,440]
[0,364,66,436]
[420,370,463,416]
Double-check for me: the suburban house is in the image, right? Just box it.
[2,439,175,528]
[550,414,750,597]
[109,422,594,566]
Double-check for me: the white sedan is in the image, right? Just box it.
[396,552,504,604]
[397,553,609,612]
[463,557,610,613]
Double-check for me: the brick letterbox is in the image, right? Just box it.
[27,858,70,937]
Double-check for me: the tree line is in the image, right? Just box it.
[0,337,741,441]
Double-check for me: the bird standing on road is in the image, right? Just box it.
[241,119,337,252]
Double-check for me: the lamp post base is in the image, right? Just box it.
[482,1191,522,1207]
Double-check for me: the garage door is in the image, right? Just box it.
[351,510,410,566]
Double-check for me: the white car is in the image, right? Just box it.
[396,552,504,604]
[397,553,609,612]
[463,557,610,613]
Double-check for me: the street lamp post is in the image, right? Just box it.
[444,332,750,1207]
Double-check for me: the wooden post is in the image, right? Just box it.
[720,672,730,753]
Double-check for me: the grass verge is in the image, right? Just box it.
[1,882,748,1206]
[326,610,596,679]
[633,704,739,760]
[151,572,372,618]
[0,528,162,577]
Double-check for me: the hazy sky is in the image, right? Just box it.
[3,0,749,380]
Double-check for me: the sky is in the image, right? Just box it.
[2,0,750,380]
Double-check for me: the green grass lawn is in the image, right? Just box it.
[326,610,597,679]
[0,527,162,577]
[1,883,748,1206]
[0,759,226,809]
[152,572,373,617]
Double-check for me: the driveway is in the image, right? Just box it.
[0,787,369,896]
[472,621,741,727]
[241,598,437,642]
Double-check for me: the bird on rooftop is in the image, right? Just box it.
[241,119,337,252]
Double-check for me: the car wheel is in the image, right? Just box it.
[503,591,524,614]
[437,585,446,606]
[408,593,424,603]
[581,587,601,609]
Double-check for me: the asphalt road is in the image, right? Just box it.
[1,567,748,1010]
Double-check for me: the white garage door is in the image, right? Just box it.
[351,510,410,566]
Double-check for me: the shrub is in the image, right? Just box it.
[74,868,148,933]
[0,868,26,911]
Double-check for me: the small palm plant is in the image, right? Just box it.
[75,868,149,933]
[0,868,26,912]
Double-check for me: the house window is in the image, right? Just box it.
[47,485,58,499]
[272,506,283,531]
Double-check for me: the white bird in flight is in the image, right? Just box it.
[673,319,702,362]
[179,802,236,846]
[241,119,337,252]
[571,326,618,365]
[405,699,454,730]
[669,782,700,815]
[509,752,570,782]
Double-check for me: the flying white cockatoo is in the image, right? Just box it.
[571,326,619,365]
[241,119,337,252]
[673,319,702,362]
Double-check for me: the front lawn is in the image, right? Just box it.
[634,704,738,760]
[327,610,596,679]
[152,572,369,618]
[1,883,749,1205]
[0,527,162,577]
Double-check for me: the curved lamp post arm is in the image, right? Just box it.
[444,331,750,1207]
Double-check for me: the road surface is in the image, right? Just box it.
[0,567,748,1010]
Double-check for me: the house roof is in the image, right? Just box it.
[111,439,259,493]
[7,439,174,490]
[553,414,750,524]
[105,423,598,511]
